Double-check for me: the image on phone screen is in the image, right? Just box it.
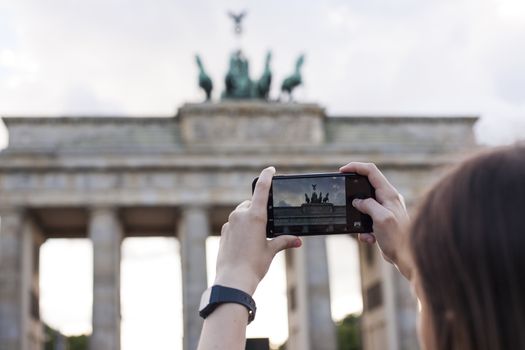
[264,173,374,237]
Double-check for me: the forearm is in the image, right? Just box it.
[197,303,249,350]
[197,166,300,350]
[197,273,256,349]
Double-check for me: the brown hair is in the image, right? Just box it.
[410,144,525,350]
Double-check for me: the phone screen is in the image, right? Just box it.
[263,173,374,237]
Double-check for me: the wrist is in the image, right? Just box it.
[395,250,414,280]
[200,285,257,324]
[391,239,413,280]
[214,270,259,296]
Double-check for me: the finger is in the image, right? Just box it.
[352,198,392,222]
[235,200,251,210]
[353,198,396,228]
[251,166,275,212]
[268,235,302,255]
[358,233,376,244]
[339,162,397,198]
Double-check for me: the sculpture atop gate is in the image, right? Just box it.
[195,10,305,101]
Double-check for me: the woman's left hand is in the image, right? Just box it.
[214,166,302,295]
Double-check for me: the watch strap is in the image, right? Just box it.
[199,285,256,324]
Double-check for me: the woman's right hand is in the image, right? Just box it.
[340,162,413,279]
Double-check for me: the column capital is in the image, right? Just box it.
[88,206,122,241]
[180,204,210,212]
[88,205,118,215]
[0,206,25,217]
[0,207,26,236]
[178,206,210,239]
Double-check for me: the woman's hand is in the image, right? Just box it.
[214,166,302,295]
[340,162,413,279]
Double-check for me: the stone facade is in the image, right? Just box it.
[0,102,478,350]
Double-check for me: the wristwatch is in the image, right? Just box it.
[199,285,257,324]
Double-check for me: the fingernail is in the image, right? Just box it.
[367,237,374,244]
[352,199,360,207]
[294,238,302,248]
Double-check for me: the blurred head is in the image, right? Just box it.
[409,144,525,350]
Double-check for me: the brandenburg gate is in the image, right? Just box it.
[0,102,477,350]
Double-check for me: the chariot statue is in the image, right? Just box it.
[195,10,304,102]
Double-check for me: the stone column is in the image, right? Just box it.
[178,206,209,350]
[359,242,419,350]
[28,220,45,350]
[286,236,337,350]
[89,207,122,350]
[0,208,44,350]
[0,209,26,350]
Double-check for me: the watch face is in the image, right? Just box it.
[199,288,212,312]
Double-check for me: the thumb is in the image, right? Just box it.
[268,235,302,255]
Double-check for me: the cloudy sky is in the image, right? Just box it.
[1,0,525,348]
[1,0,525,144]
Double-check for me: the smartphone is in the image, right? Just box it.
[252,172,375,237]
